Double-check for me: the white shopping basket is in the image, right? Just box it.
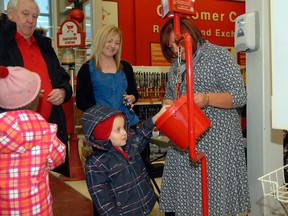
[258,164,288,203]
[258,164,288,215]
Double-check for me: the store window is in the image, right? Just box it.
[2,0,8,12]
[37,0,53,37]
[83,2,92,40]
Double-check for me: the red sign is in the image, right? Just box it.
[151,43,170,66]
[57,19,85,48]
[133,0,245,65]
[161,0,196,18]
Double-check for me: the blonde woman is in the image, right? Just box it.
[76,24,139,128]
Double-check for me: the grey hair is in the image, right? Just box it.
[7,0,20,10]
[7,0,40,12]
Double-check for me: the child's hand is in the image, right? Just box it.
[152,105,170,123]
[162,99,174,106]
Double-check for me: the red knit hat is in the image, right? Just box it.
[92,115,118,140]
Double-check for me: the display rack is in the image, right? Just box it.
[133,66,169,104]
[132,66,170,160]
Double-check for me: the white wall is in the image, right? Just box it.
[246,0,284,215]
[270,0,288,130]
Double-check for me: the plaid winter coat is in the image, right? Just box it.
[0,110,66,216]
[82,105,156,216]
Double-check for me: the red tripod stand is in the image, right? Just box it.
[161,8,209,215]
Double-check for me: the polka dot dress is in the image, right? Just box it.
[159,41,251,216]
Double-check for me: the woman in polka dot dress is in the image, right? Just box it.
[159,17,251,216]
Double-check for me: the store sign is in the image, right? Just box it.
[161,0,196,18]
[151,43,170,66]
[134,0,245,65]
[57,19,85,48]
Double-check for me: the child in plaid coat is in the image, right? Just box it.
[0,66,66,216]
[82,104,169,216]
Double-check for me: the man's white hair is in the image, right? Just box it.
[7,0,40,12]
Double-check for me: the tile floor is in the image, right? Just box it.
[50,172,164,216]
[55,135,249,216]
[51,135,165,216]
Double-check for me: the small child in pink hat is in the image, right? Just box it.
[0,66,66,216]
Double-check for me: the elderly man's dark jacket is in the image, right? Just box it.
[0,13,72,145]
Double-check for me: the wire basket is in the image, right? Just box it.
[258,164,288,203]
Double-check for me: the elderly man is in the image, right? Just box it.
[0,0,73,177]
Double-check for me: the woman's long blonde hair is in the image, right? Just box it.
[90,24,122,70]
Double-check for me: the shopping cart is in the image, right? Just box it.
[258,164,288,214]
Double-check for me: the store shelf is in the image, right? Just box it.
[135,101,162,105]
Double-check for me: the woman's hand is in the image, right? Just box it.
[124,95,136,107]
[194,92,233,109]
[194,93,209,108]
